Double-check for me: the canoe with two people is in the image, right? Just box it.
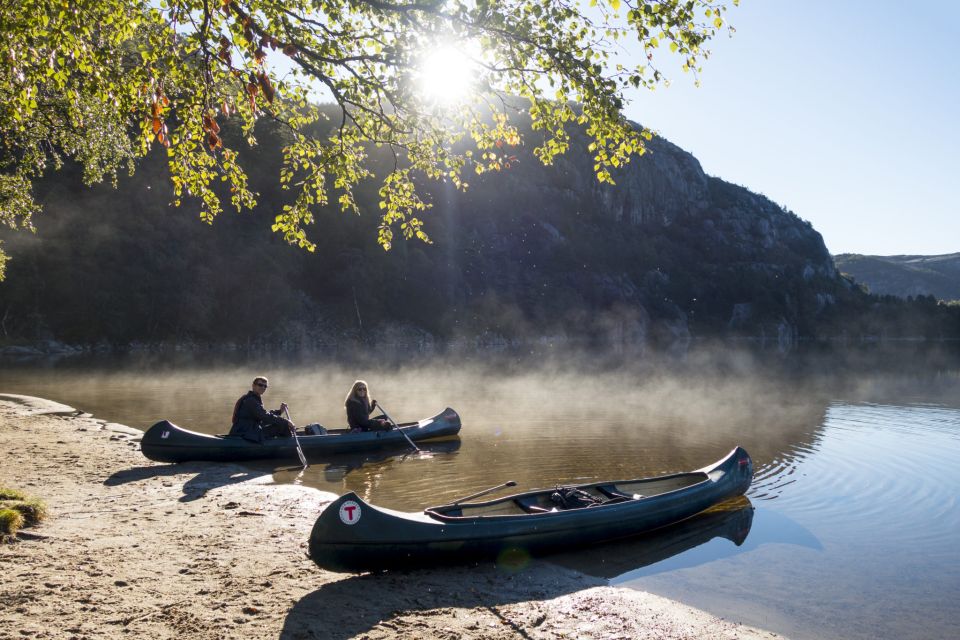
[140,376,461,463]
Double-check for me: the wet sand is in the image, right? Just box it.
[0,394,784,639]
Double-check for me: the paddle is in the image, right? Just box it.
[375,402,420,453]
[451,480,518,505]
[283,406,308,468]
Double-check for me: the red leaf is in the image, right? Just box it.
[257,73,274,103]
[203,114,220,134]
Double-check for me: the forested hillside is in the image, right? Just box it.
[835,253,960,302]
[1,113,957,351]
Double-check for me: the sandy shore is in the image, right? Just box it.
[0,394,784,639]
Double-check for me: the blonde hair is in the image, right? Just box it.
[344,379,370,409]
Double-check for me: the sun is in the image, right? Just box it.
[416,44,476,106]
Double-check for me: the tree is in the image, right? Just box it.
[0,0,738,280]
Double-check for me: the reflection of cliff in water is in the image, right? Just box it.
[2,347,956,509]
[444,367,834,497]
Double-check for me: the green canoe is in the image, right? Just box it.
[308,446,753,572]
[141,407,461,463]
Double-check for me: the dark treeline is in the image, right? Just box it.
[1,110,958,350]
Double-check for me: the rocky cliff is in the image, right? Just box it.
[2,113,950,351]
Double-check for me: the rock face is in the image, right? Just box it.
[834,253,960,302]
[428,122,847,345]
[590,136,712,226]
[0,116,866,349]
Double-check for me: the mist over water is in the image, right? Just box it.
[1,344,959,640]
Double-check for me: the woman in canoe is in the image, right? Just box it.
[345,380,391,432]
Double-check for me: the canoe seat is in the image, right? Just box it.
[597,485,641,501]
[514,497,557,514]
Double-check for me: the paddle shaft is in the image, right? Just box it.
[375,403,420,452]
[283,406,308,468]
[453,480,518,505]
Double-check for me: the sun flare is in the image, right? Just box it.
[416,45,476,106]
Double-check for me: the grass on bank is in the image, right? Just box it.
[0,487,47,541]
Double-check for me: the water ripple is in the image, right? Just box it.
[748,402,960,549]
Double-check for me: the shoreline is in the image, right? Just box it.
[0,393,784,639]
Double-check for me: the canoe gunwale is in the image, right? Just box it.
[422,472,710,522]
[421,446,743,521]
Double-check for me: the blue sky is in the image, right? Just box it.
[623,0,959,256]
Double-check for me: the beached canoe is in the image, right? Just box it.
[308,446,753,572]
[140,407,461,463]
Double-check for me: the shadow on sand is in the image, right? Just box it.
[103,461,272,502]
[103,439,461,502]
[280,560,600,640]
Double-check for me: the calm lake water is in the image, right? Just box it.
[1,346,958,640]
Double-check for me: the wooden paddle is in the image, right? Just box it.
[375,403,420,453]
[283,406,308,468]
[451,481,518,505]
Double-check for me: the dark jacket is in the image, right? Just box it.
[230,391,290,442]
[345,396,375,431]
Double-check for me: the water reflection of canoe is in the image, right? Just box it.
[549,498,754,580]
[140,408,461,463]
[308,446,754,573]
[319,439,463,482]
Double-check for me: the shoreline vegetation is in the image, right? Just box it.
[2,333,959,361]
[0,393,784,639]
[0,485,47,542]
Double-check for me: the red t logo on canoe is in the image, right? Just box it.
[339,500,361,525]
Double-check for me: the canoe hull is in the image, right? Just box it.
[140,408,461,463]
[308,446,753,572]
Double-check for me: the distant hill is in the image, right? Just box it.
[834,253,960,302]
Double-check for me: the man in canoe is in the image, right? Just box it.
[229,376,296,443]
[345,380,391,432]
